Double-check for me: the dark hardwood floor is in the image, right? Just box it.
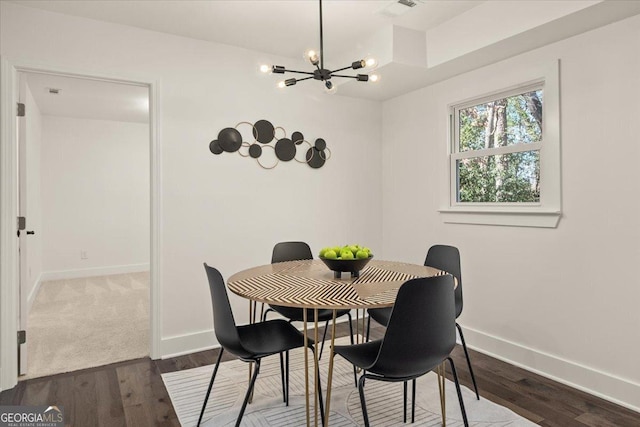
[1,321,638,426]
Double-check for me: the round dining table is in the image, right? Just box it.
[227,258,453,427]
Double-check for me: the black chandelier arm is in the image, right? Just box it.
[295,76,315,82]
[331,61,365,74]
[332,73,370,82]
[330,66,352,74]
[280,68,316,76]
[331,74,359,79]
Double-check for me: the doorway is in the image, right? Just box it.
[0,61,161,391]
[17,71,151,378]
[18,71,151,379]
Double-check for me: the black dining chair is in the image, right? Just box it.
[366,244,479,400]
[262,241,358,385]
[424,245,478,400]
[333,275,469,427]
[198,263,325,427]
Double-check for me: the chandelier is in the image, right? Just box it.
[260,0,379,93]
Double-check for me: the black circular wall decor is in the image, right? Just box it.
[248,143,262,158]
[292,131,304,145]
[275,138,296,161]
[209,140,223,155]
[314,138,326,151]
[253,120,275,144]
[209,119,329,169]
[218,127,242,152]
[306,147,326,169]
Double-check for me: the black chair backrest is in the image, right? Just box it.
[371,275,456,378]
[271,241,313,263]
[203,263,251,359]
[425,245,463,318]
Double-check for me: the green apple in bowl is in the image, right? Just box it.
[341,250,355,260]
[324,250,337,259]
[356,250,369,259]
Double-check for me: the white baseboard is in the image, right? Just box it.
[40,263,150,282]
[462,325,640,413]
[26,272,43,314]
[161,329,218,359]
[160,315,356,360]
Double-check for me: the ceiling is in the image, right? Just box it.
[25,73,149,123]
[10,0,482,60]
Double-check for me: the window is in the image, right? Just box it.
[453,85,543,204]
[440,60,561,228]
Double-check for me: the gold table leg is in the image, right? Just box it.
[354,309,362,373]
[355,308,359,343]
[324,309,337,427]
[314,309,319,427]
[248,300,254,404]
[304,309,310,427]
[361,309,365,344]
[438,362,446,426]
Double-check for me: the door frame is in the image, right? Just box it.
[0,57,163,392]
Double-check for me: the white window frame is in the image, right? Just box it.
[440,60,561,228]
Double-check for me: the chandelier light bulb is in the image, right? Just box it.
[324,80,337,94]
[370,74,380,83]
[277,80,286,89]
[365,57,378,68]
[259,64,271,74]
[304,49,320,66]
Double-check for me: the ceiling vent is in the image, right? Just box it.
[47,88,61,95]
[377,0,421,18]
[398,0,418,7]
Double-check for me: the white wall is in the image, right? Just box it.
[0,3,383,355]
[382,15,640,410]
[23,82,43,309]
[40,116,150,276]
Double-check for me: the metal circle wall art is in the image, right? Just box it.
[209,140,223,155]
[208,119,331,169]
[248,143,262,159]
[218,127,243,152]
[292,131,304,145]
[253,120,275,144]
[275,138,296,162]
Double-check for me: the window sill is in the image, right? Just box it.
[438,208,561,228]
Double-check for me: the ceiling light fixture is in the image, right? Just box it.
[260,0,379,94]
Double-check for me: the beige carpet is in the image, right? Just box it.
[22,272,150,380]
[163,337,537,427]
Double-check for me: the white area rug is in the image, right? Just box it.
[22,272,150,379]
[162,337,536,426]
